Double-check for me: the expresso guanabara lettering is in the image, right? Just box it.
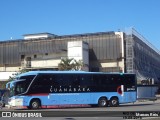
[50,85,90,93]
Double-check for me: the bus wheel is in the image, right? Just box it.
[98,98,108,107]
[109,97,119,107]
[30,99,41,109]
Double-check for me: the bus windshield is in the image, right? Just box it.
[9,75,36,97]
[10,80,29,97]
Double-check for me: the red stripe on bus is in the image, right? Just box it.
[27,93,49,96]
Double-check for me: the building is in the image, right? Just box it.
[0,28,160,85]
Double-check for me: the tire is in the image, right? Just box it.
[109,97,119,107]
[30,99,40,109]
[98,98,108,107]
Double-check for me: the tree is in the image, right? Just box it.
[58,58,84,71]
[73,59,83,70]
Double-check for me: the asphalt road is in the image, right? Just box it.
[1,100,160,120]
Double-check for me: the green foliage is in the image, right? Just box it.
[0,81,8,89]
[58,58,84,71]
[73,59,83,70]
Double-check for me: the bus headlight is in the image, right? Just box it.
[9,98,23,107]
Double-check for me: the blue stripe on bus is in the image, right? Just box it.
[14,92,136,107]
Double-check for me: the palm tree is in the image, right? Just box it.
[58,58,83,71]
[73,59,83,70]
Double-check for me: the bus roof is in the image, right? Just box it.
[17,71,135,77]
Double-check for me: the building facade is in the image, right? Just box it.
[0,29,160,84]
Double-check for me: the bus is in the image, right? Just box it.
[7,71,137,109]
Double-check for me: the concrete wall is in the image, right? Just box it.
[31,59,61,68]
[0,67,20,72]
[101,62,123,68]
[100,32,124,72]
[68,41,89,71]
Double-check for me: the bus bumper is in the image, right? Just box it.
[8,98,24,107]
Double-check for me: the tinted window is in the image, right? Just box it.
[20,75,35,81]
[100,74,110,84]
[29,74,54,93]
[109,74,123,85]
[71,75,80,86]
[92,74,101,85]
[54,74,73,86]
[123,74,136,86]
[80,74,92,86]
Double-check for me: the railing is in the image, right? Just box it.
[126,27,160,55]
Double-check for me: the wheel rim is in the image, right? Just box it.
[112,100,117,105]
[32,101,38,108]
[101,100,106,106]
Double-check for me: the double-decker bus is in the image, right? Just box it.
[6,71,137,109]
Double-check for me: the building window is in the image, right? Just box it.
[34,55,37,58]
[21,55,25,60]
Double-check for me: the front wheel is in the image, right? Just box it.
[30,99,41,109]
[109,97,119,107]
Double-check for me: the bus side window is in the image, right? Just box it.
[20,75,35,81]
[72,75,80,86]
[55,74,71,86]
[124,75,135,86]
[53,75,59,86]
[100,75,109,84]
[62,74,70,86]
[92,74,101,86]
[66,74,73,86]
[109,75,122,85]
[80,74,92,86]
[30,74,54,93]
[54,74,63,86]
[80,75,85,86]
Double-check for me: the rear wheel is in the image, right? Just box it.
[98,98,108,107]
[30,99,41,109]
[109,97,119,107]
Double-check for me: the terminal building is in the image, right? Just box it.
[0,28,160,85]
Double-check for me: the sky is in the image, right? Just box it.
[0,0,160,50]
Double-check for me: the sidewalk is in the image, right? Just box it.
[123,98,160,106]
